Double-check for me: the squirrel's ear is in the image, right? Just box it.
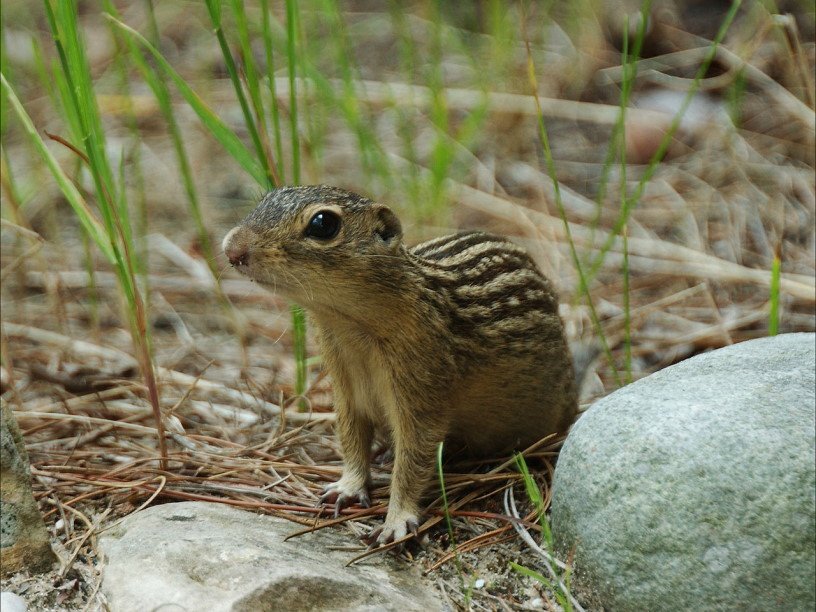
[373,205,402,246]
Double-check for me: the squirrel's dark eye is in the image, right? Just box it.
[304,210,341,240]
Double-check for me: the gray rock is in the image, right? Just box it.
[0,592,28,612]
[551,333,816,611]
[1,403,56,576]
[100,501,443,612]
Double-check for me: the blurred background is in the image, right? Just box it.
[3,1,815,384]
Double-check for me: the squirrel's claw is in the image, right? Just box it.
[319,482,370,517]
[364,514,420,549]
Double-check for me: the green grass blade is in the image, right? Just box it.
[437,442,456,546]
[45,0,117,245]
[769,243,781,335]
[230,1,280,186]
[283,0,308,400]
[80,231,100,334]
[510,562,570,610]
[107,15,267,187]
[388,2,423,207]
[437,441,468,600]
[319,0,392,190]
[115,149,134,259]
[204,0,273,188]
[52,0,119,222]
[514,453,543,510]
[49,49,83,159]
[619,14,635,383]
[47,0,134,301]
[593,0,651,215]
[285,0,301,183]
[112,49,148,282]
[41,0,81,135]
[291,304,308,399]
[509,455,574,610]
[29,35,61,122]
[426,0,453,217]
[36,1,167,468]
[104,1,222,281]
[523,31,623,386]
[1,73,114,263]
[509,562,557,594]
[260,0,285,182]
[585,0,742,284]
[514,453,553,548]
[622,225,632,381]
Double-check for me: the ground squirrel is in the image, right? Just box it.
[223,185,578,545]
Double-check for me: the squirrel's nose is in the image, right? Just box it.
[223,227,250,267]
[225,243,249,267]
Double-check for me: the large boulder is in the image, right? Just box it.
[1,403,56,576]
[100,501,442,611]
[551,333,816,610]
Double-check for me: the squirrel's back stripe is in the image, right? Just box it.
[411,231,490,260]
[410,231,558,322]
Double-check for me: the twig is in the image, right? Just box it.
[4,323,334,423]
[504,488,584,612]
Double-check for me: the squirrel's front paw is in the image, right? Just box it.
[319,479,370,517]
[365,509,420,547]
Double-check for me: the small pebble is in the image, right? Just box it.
[473,578,485,589]
[1,592,28,612]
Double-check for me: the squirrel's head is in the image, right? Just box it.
[223,185,404,310]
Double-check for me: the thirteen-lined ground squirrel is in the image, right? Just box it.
[223,185,578,545]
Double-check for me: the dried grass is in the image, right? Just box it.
[5,315,564,574]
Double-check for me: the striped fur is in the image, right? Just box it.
[409,231,558,336]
